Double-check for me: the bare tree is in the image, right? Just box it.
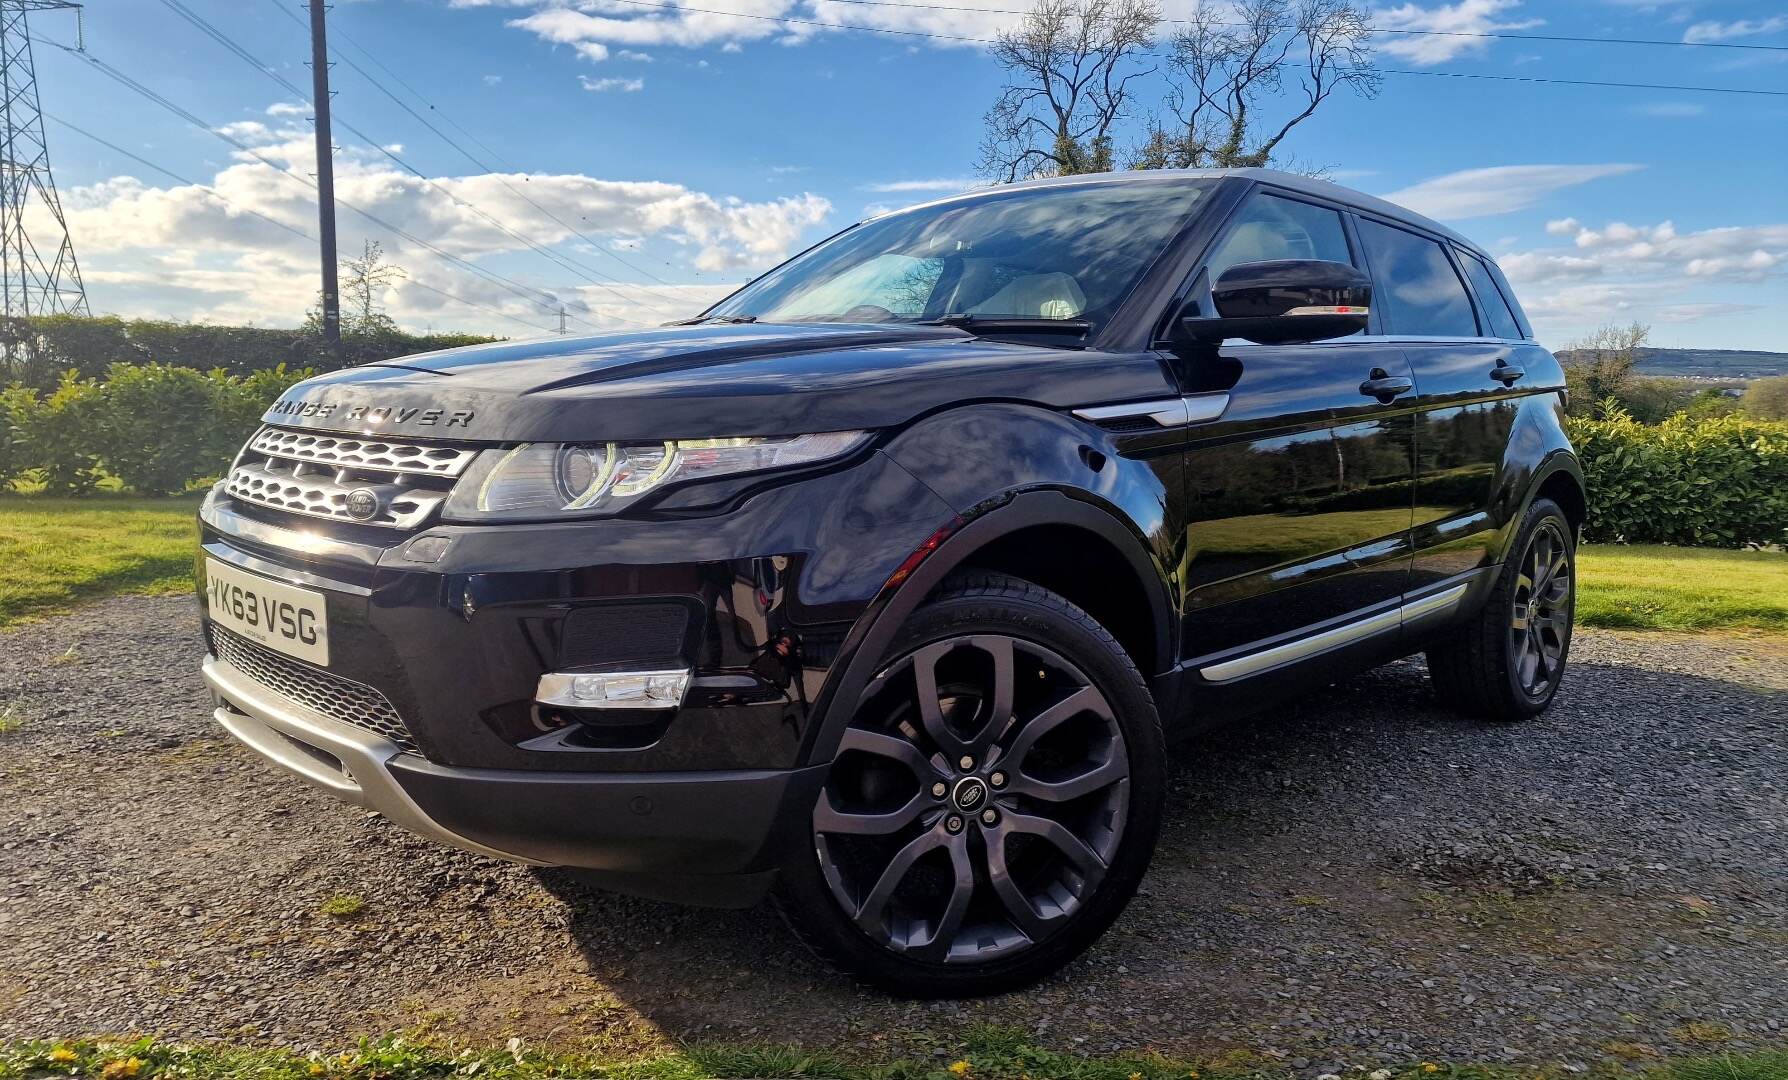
[341,240,406,333]
[1560,321,1651,418]
[978,0,1163,182]
[1131,0,1377,170]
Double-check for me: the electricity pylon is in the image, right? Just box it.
[0,0,89,331]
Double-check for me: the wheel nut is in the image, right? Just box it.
[958,755,975,771]
[931,781,948,798]
[945,815,964,833]
[981,809,998,825]
[989,771,1006,788]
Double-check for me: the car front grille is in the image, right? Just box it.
[224,425,477,530]
[209,625,417,752]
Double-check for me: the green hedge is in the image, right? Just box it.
[1567,409,1788,547]
[2,363,312,496]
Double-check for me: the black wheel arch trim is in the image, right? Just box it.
[798,488,1176,769]
[1505,449,1587,560]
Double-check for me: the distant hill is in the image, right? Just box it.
[1553,347,1788,380]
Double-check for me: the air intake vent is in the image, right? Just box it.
[560,604,691,668]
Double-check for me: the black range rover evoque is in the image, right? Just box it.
[196,168,1584,996]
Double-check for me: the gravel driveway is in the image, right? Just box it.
[1,595,1783,1070]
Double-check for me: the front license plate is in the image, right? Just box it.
[204,558,330,666]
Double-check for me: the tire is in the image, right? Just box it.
[774,571,1165,997]
[1427,498,1576,721]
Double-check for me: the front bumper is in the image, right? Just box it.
[203,650,827,904]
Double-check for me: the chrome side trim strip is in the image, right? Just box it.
[1199,583,1469,683]
[204,655,546,865]
[1402,583,1471,621]
[1073,392,1230,428]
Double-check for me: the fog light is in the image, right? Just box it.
[535,667,690,709]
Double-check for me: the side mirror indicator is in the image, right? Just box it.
[1174,259,1372,346]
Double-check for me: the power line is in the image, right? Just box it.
[155,0,646,328]
[44,112,563,335]
[257,0,699,288]
[592,0,1788,96]
[44,111,312,243]
[42,40,628,329]
[782,0,1788,53]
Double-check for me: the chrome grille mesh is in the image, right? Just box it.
[210,625,417,752]
[225,460,447,529]
[225,425,471,530]
[250,428,478,476]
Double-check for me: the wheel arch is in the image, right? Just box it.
[800,489,1175,767]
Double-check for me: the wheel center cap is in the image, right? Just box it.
[951,776,988,813]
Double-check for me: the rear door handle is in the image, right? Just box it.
[1491,364,1526,385]
[1359,370,1414,401]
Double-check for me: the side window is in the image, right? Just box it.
[1458,249,1523,340]
[1204,193,1354,284]
[1484,257,1533,339]
[1355,218,1479,338]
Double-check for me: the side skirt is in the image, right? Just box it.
[1167,568,1496,735]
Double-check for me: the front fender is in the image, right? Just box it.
[798,404,1182,766]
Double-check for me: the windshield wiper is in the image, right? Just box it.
[670,314,759,326]
[922,314,1093,335]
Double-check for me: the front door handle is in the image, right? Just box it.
[1359,369,1414,401]
[1491,363,1526,385]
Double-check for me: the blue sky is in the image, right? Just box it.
[29,0,1788,349]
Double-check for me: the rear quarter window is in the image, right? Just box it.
[1458,250,1524,341]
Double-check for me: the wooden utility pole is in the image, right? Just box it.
[308,0,340,345]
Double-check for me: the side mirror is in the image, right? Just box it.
[1174,259,1371,346]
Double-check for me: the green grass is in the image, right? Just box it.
[0,496,1782,636]
[0,495,200,629]
[1576,545,1788,632]
[317,894,366,919]
[3,1036,1783,1080]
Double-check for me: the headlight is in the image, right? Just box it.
[441,431,870,521]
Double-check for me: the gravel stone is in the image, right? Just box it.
[1,596,1784,1064]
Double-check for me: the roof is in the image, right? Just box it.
[889,167,1483,259]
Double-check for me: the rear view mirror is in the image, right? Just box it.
[1175,259,1371,346]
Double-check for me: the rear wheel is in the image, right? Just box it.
[1428,498,1576,721]
[775,572,1164,997]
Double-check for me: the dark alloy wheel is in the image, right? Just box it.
[1508,519,1573,697]
[1427,497,1576,721]
[815,633,1129,963]
[776,572,1163,996]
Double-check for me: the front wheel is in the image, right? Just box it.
[1427,498,1576,721]
[775,572,1164,997]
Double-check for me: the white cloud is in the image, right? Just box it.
[1369,0,1544,65]
[579,75,645,91]
[862,177,979,193]
[1683,15,1788,43]
[265,102,309,118]
[618,49,655,61]
[35,116,832,333]
[482,74,504,85]
[1496,217,1788,342]
[1380,163,1641,220]
[1629,101,1706,117]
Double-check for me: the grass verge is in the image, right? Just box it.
[0,496,1782,635]
[0,495,200,630]
[2,1036,1784,1080]
[1576,545,1788,632]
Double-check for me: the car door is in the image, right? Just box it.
[1351,219,1528,592]
[1168,190,1417,670]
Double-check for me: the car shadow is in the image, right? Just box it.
[523,649,1784,1051]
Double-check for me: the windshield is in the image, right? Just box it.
[705,178,1214,334]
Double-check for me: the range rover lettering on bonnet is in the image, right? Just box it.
[267,398,475,428]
